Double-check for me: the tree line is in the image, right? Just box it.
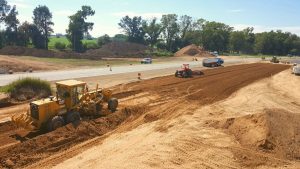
[118,15,300,55]
[0,0,94,52]
[0,0,300,55]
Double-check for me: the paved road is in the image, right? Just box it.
[0,58,258,86]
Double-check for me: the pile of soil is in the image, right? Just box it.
[87,41,149,58]
[0,42,149,59]
[0,106,146,168]
[175,44,213,57]
[212,109,300,160]
[0,46,96,59]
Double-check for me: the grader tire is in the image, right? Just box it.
[108,98,118,112]
[47,116,65,131]
[66,112,81,124]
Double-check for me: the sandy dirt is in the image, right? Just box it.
[0,63,298,168]
[49,67,300,169]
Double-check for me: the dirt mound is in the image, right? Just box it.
[0,46,59,58]
[212,109,300,160]
[175,44,213,57]
[0,106,146,168]
[5,78,52,102]
[0,46,94,59]
[0,55,62,74]
[87,41,149,58]
[0,42,148,60]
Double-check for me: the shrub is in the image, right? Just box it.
[146,49,173,57]
[84,42,99,50]
[54,42,66,50]
[2,78,52,101]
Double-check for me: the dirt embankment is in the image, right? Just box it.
[212,109,300,160]
[0,63,291,168]
[0,106,146,168]
[0,55,60,74]
[0,42,149,60]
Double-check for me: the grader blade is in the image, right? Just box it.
[11,113,36,131]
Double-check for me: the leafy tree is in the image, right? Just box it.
[33,5,54,49]
[4,5,19,45]
[177,15,194,48]
[112,34,128,42]
[119,16,145,44]
[142,18,162,47]
[97,34,111,47]
[161,14,179,52]
[182,18,206,46]
[229,31,246,53]
[66,6,95,52]
[254,31,300,55]
[201,21,233,52]
[179,15,193,38]
[18,21,32,46]
[28,24,45,49]
[0,0,10,24]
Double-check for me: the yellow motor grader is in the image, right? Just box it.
[11,80,118,131]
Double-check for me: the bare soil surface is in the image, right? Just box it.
[53,68,299,169]
[0,63,295,169]
[0,55,61,73]
[175,44,213,57]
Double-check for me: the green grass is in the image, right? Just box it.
[0,78,51,96]
[48,37,97,50]
[17,56,140,67]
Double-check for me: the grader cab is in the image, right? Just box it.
[12,80,118,131]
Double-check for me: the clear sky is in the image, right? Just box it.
[8,0,300,37]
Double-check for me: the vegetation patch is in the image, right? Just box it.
[1,78,52,102]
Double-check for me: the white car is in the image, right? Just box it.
[293,64,300,75]
[141,58,152,64]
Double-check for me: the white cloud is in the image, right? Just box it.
[228,9,244,13]
[112,11,165,19]
[233,24,300,36]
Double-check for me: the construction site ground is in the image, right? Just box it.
[0,63,299,168]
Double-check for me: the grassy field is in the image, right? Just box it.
[17,56,140,67]
[48,37,97,49]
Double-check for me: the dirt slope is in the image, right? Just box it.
[0,55,60,73]
[0,63,287,169]
[213,109,300,160]
[0,42,148,60]
[50,65,300,169]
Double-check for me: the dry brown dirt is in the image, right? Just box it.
[0,63,294,169]
[211,109,300,160]
[175,44,213,57]
[0,55,61,73]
